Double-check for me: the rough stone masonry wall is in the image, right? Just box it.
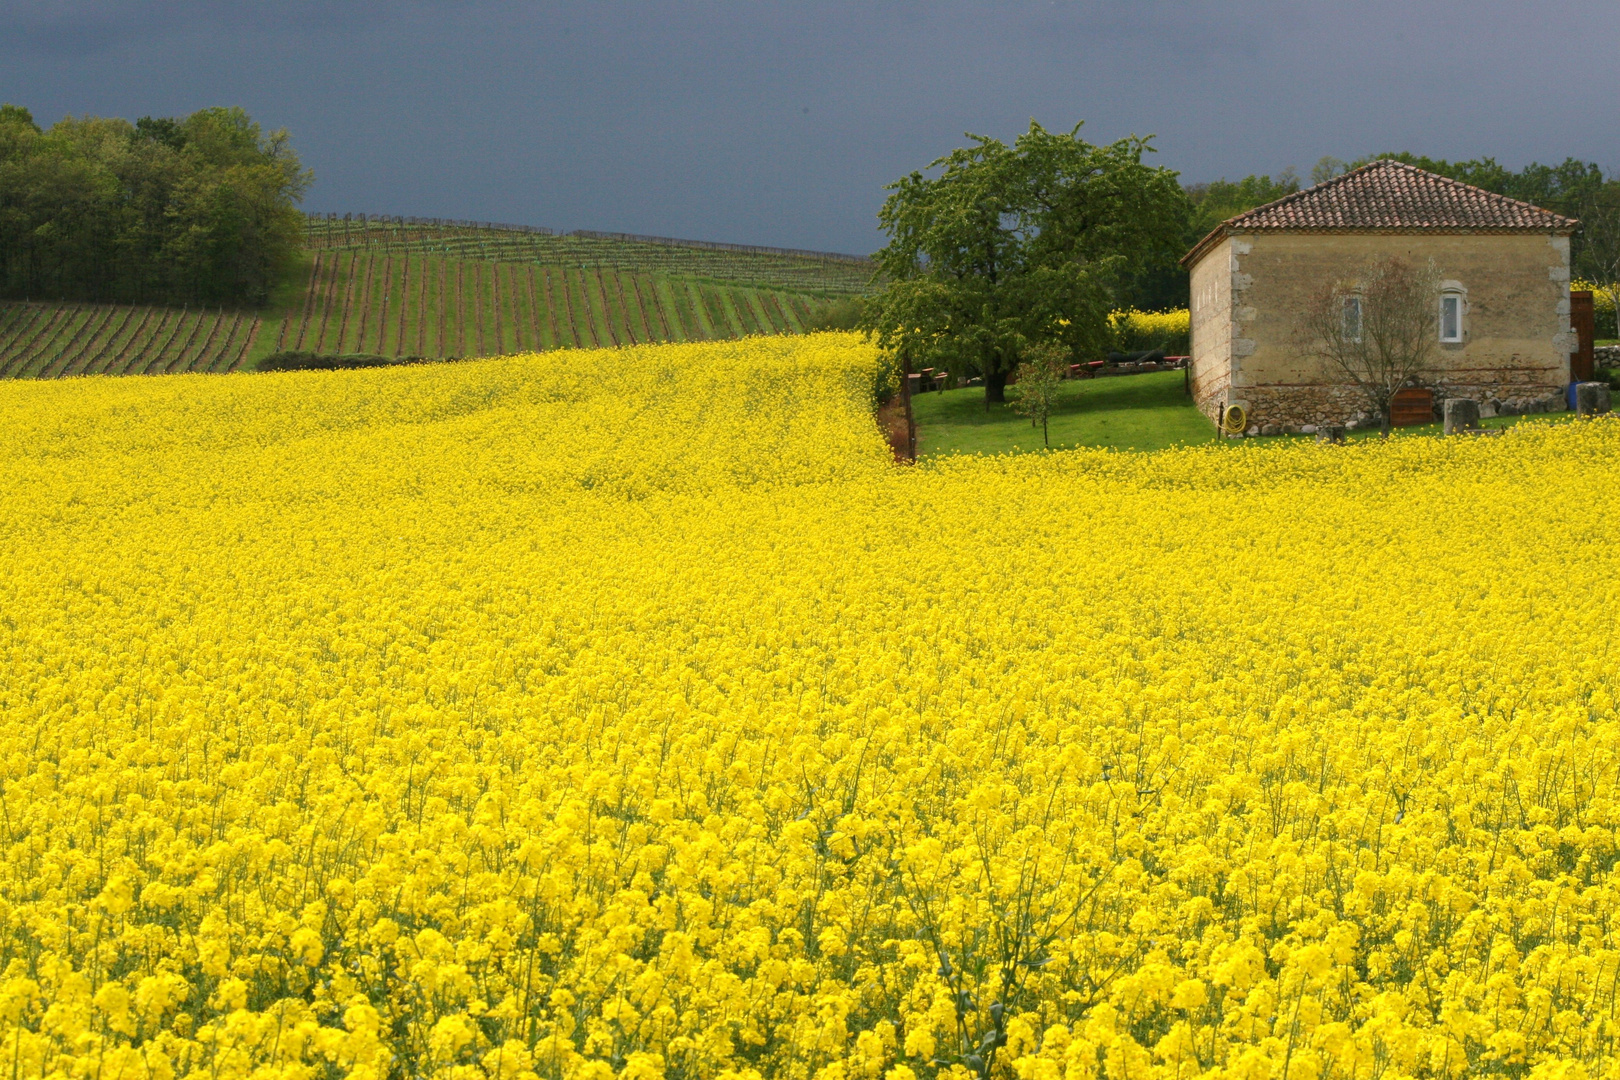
[1219,231,1571,430]
[1187,236,1233,425]
[1240,379,1568,434]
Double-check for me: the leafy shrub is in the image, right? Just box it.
[256,351,449,372]
[803,296,865,332]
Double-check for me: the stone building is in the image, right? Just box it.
[1182,160,1578,430]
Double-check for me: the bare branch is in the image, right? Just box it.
[1296,256,1440,436]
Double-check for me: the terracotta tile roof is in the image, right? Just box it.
[1181,159,1577,267]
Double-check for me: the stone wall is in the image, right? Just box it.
[1187,236,1233,425]
[1236,377,1568,432]
[1190,230,1571,430]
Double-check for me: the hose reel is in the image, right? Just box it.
[1220,402,1249,436]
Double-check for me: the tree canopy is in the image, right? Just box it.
[0,105,310,306]
[864,122,1187,402]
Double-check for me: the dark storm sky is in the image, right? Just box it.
[4,1,1617,256]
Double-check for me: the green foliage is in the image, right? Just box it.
[1009,347,1066,447]
[256,351,445,372]
[1185,170,1301,236]
[0,104,311,306]
[802,296,865,331]
[1124,171,1300,313]
[864,121,1186,404]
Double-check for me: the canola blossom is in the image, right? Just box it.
[1,333,1619,1080]
[1108,309,1190,354]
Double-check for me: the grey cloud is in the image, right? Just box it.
[1,0,1615,254]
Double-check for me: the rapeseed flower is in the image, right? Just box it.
[0,334,1615,1080]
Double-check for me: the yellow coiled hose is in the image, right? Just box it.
[1220,404,1248,436]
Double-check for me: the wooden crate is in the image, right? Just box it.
[1390,386,1435,427]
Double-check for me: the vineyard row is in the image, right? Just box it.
[302,219,876,295]
[271,251,821,358]
[0,303,260,380]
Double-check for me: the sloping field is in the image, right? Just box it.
[2,336,1619,1077]
[0,302,259,377]
[304,213,877,295]
[267,249,817,358]
[0,245,831,378]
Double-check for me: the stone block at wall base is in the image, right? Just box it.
[1237,381,1566,430]
[1576,382,1612,416]
[1443,398,1481,434]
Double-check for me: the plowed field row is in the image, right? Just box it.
[0,303,259,379]
[272,251,818,358]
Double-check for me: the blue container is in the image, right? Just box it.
[1568,382,1581,411]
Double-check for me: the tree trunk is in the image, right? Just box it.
[985,369,1008,404]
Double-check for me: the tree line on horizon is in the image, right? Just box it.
[3,104,1617,326]
[0,105,309,307]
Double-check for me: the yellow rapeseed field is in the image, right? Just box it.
[1,333,1618,1080]
[1108,310,1190,354]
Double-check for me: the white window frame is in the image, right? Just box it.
[1438,291,1464,343]
[1341,295,1362,342]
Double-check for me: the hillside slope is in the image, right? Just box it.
[264,250,819,358]
[0,218,870,378]
[0,303,259,377]
[302,213,876,295]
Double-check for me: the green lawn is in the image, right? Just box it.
[912,369,1570,457]
[913,370,1218,456]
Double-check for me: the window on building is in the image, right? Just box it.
[1439,293,1463,342]
[1341,296,1362,341]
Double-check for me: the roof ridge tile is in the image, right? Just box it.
[1181,159,1577,268]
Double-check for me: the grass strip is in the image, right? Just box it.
[684,282,715,339]
[69,304,136,376]
[589,267,619,347]
[654,279,690,343]
[493,263,506,354]
[133,308,190,375]
[570,269,599,348]
[1,306,64,375]
[6,306,74,377]
[18,305,82,378]
[392,257,411,356]
[228,316,260,371]
[43,305,113,377]
[182,308,228,372]
[102,307,156,374]
[283,252,320,351]
[206,312,244,372]
[308,253,342,352]
[160,308,209,374]
[366,256,389,354]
